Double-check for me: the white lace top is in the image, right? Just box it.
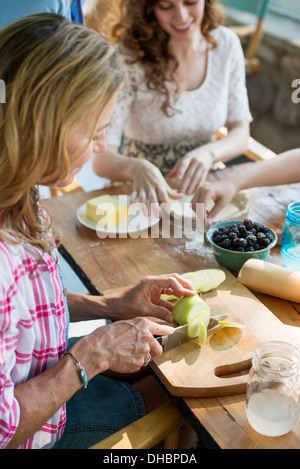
[107,26,252,148]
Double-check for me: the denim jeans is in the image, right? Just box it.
[53,337,145,449]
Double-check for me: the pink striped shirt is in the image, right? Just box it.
[0,239,67,449]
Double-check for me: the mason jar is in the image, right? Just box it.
[281,202,300,271]
[246,341,300,437]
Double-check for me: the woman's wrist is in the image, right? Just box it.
[122,156,140,181]
[69,330,111,380]
[196,143,218,164]
[68,292,113,322]
[103,293,129,320]
[227,174,244,194]
[128,157,152,180]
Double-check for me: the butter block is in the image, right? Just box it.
[86,194,128,228]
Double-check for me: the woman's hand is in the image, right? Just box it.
[85,317,175,374]
[72,273,196,376]
[191,180,237,223]
[107,273,197,323]
[130,159,183,217]
[168,148,214,195]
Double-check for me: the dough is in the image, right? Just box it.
[169,192,249,223]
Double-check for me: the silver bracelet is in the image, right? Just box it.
[65,352,88,389]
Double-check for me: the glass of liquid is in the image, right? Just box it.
[281,202,300,271]
[246,341,300,437]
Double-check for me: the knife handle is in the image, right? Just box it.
[155,335,168,350]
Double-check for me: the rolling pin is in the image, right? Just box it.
[237,259,300,303]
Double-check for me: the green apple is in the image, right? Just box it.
[159,271,202,302]
[172,295,199,325]
[181,271,204,291]
[187,317,207,345]
[172,295,210,326]
[198,321,207,346]
[161,268,226,301]
[194,269,226,292]
[189,270,210,291]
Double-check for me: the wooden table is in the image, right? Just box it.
[44,178,300,449]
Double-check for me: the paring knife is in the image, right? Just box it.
[156,315,227,352]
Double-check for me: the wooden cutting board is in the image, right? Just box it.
[104,268,300,398]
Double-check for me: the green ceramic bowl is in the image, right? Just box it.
[206,220,278,273]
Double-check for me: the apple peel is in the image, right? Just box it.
[218,320,246,329]
[160,293,178,302]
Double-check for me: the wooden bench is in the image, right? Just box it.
[89,401,185,450]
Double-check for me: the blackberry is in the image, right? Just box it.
[219,238,231,249]
[260,237,271,247]
[213,230,223,238]
[244,219,253,229]
[238,225,247,236]
[246,234,256,245]
[232,237,240,247]
[238,238,247,247]
[257,232,266,240]
[211,219,274,253]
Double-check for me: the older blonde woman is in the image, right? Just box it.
[0,13,195,449]
[92,0,252,211]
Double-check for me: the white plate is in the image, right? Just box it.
[76,196,160,236]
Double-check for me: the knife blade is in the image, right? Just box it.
[156,315,227,352]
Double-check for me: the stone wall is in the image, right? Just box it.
[245,34,300,154]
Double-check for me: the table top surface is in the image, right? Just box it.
[44,176,300,449]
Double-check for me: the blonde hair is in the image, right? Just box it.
[0,13,124,252]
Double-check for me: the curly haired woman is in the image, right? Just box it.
[92,0,252,212]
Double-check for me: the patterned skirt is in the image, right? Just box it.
[122,136,211,178]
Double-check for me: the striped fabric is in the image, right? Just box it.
[0,239,67,449]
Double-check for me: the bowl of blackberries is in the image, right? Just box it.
[206,219,277,272]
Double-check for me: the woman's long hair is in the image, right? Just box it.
[0,13,124,252]
[109,0,224,116]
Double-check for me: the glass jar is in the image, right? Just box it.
[281,202,300,271]
[246,341,300,437]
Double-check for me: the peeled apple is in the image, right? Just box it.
[167,269,226,346]
[172,295,210,345]
[193,269,226,292]
[187,318,208,346]
[180,271,204,292]
[172,295,210,326]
